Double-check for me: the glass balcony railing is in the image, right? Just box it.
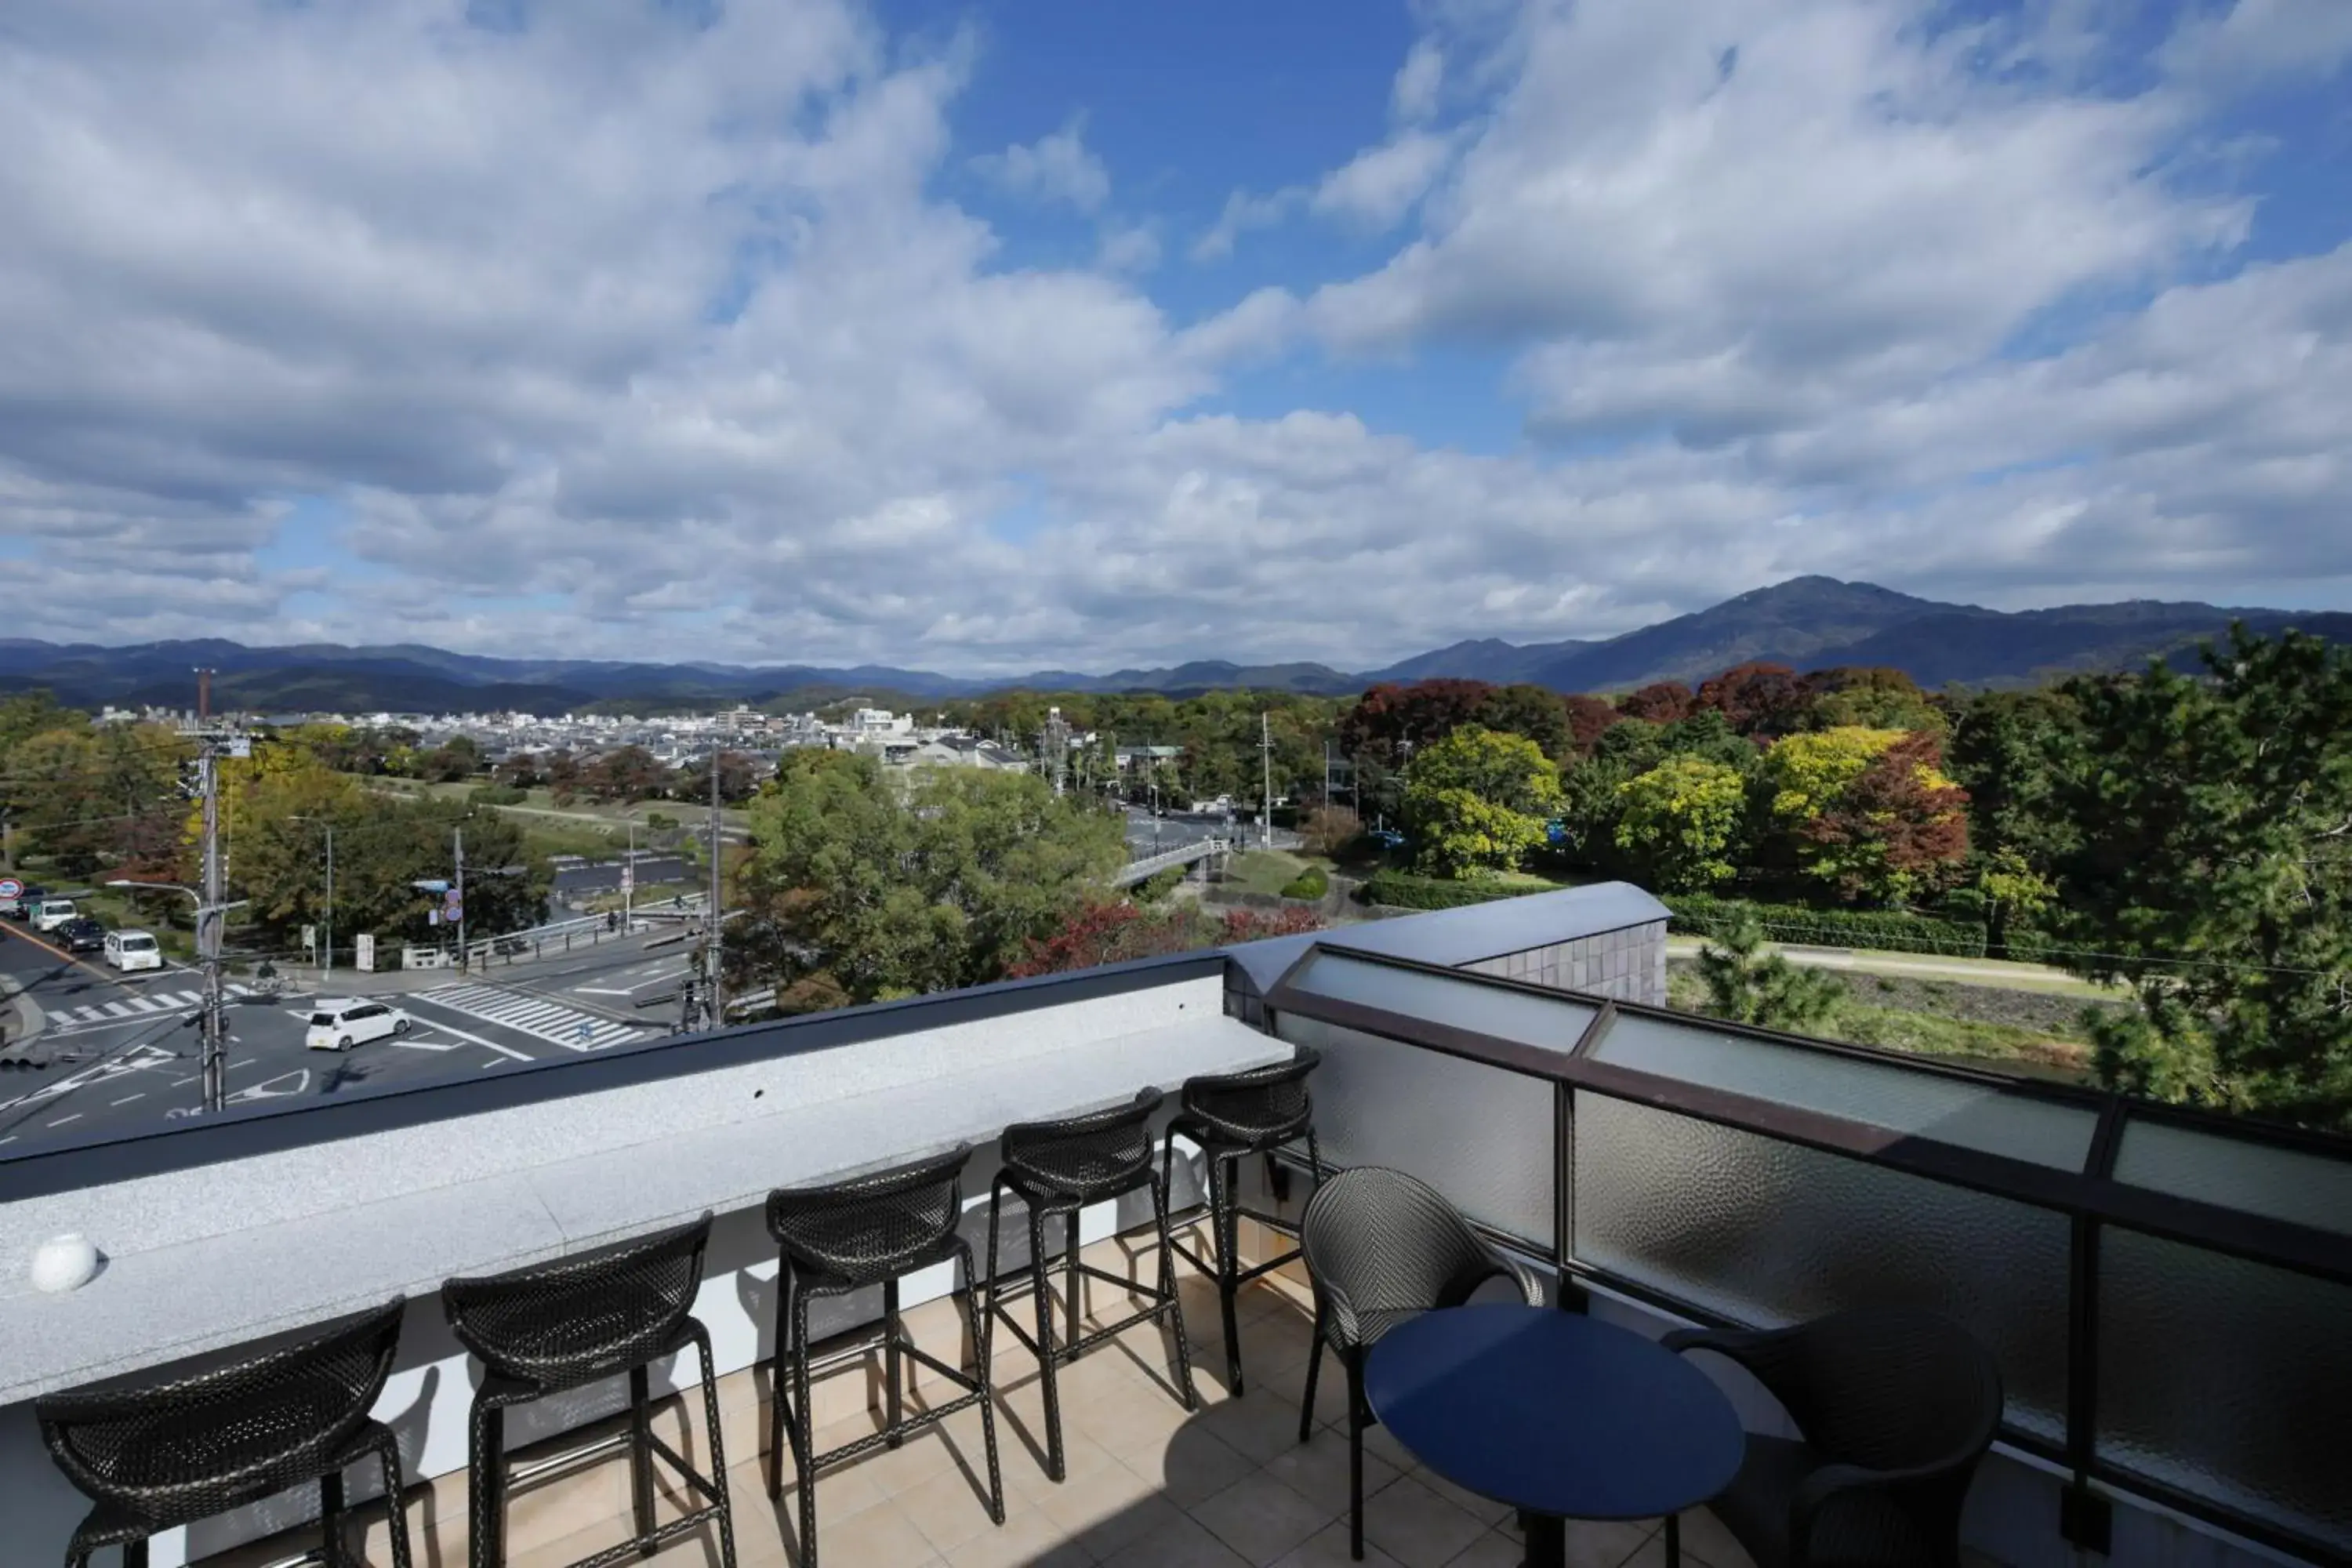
[1261,943,2352,1565]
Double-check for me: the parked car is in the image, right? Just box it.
[56,916,107,954]
[303,999,413,1051]
[32,898,80,933]
[104,930,164,972]
[0,882,46,919]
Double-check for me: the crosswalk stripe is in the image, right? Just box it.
[102,1002,134,1017]
[412,985,650,1053]
[127,996,164,1013]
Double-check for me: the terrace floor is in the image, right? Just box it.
[205,1222,1995,1568]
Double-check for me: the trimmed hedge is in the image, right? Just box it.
[1663,893,1989,956]
[468,784,527,806]
[1278,866,1330,901]
[1361,869,1549,911]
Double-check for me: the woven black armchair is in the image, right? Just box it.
[765,1143,1003,1568]
[37,1298,412,1568]
[985,1088,1197,1482]
[1661,1308,2003,1568]
[1160,1045,1323,1396]
[443,1213,736,1568]
[1298,1167,1542,1562]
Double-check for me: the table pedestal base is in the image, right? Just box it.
[1521,1514,1564,1568]
[1518,1512,1679,1568]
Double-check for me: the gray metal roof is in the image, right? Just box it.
[1222,880,1670,991]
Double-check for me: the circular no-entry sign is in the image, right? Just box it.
[0,877,23,899]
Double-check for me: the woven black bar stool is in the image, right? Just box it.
[443,1213,736,1568]
[985,1088,1197,1483]
[764,1142,1004,1568]
[36,1298,412,1568]
[1160,1044,1323,1394]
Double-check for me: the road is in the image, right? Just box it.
[1122,808,1300,858]
[0,920,695,1156]
[1661,935,2118,998]
[550,855,688,895]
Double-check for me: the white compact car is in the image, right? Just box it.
[304,998,413,1051]
[103,930,163,971]
[32,898,78,933]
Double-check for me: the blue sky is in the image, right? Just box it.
[5,0,2350,671]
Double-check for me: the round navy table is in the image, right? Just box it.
[1364,1304,1744,1568]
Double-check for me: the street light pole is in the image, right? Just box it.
[108,880,246,1114]
[322,826,334,985]
[706,748,724,1026]
[454,827,466,975]
[197,746,225,1111]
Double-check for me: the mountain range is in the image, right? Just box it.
[5,577,2347,715]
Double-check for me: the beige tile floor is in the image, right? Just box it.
[201,1225,1995,1568]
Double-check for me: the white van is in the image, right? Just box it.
[32,898,78,933]
[103,930,163,972]
[303,999,414,1051]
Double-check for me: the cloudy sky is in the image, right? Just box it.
[2,0,2347,673]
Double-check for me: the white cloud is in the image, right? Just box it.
[0,0,2346,674]
[1310,130,1458,230]
[1096,223,1162,274]
[1191,187,1302,263]
[971,116,1112,212]
[1392,39,1446,122]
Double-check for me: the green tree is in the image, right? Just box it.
[1477,684,1573,760]
[728,753,1126,1010]
[9,722,189,879]
[2049,630,2352,1127]
[1977,848,2056,958]
[1762,726,1904,822]
[1947,688,2080,876]
[1693,909,1849,1031]
[1401,725,1564,877]
[1614,755,1748,891]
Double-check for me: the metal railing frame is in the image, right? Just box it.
[1260,942,2352,1567]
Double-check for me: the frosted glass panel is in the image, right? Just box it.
[2098,1230,2352,1556]
[1284,953,1597,1055]
[1591,1013,2096,1170]
[1576,1094,2067,1439]
[2112,1120,2352,1237]
[1276,1014,1555,1246]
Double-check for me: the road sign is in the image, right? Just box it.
[355,935,376,971]
[301,924,317,951]
[0,878,21,899]
[445,901,463,924]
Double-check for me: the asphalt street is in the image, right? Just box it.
[0,920,693,1156]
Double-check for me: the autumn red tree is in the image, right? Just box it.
[1616,681,1695,722]
[1695,662,1812,735]
[1798,731,1971,902]
[1560,693,1624,752]
[1338,679,1497,766]
[1007,900,1323,978]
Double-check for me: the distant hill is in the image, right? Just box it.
[6,577,2347,713]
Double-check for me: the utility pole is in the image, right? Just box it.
[321,826,334,985]
[623,819,635,934]
[1260,712,1274,849]
[454,827,466,975]
[198,743,226,1112]
[706,747,724,1027]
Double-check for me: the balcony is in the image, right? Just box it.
[2,886,2345,1568]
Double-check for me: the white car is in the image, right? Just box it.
[103,930,163,972]
[304,999,413,1051]
[32,898,78,933]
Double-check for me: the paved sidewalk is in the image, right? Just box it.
[1664,935,2118,998]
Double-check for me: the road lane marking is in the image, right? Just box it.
[412,985,644,1051]
[390,1036,460,1052]
[393,1007,535,1062]
[111,1093,144,1105]
[46,1113,81,1127]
